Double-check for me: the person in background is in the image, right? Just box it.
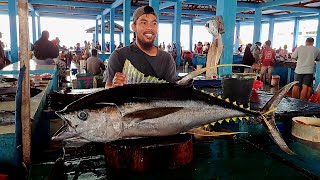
[105,5,177,88]
[116,43,123,50]
[171,42,177,61]
[202,43,210,54]
[279,44,288,60]
[195,41,203,54]
[182,50,195,71]
[252,42,262,73]
[291,37,320,100]
[0,32,5,69]
[242,43,255,73]
[161,42,165,51]
[260,40,276,85]
[86,49,106,75]
[82,40,90,59]
[74,42,82,62]
[237,44,243,54]
[33,30,59,65]
[95,41,101,51]
[34,31,67,83]
[167,43,172,53]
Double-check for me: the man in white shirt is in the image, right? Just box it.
[291,37,320,100]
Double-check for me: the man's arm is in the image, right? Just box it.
[105,50,126,88]
[291,46,299,60]
[164,53,178,83]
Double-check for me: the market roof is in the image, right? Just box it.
[85,21,125,33]
[0,0,319,23]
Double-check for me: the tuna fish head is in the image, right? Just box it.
[54,103,124,142]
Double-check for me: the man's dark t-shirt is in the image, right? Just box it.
[33,37,59,60]
[106,43,178,83]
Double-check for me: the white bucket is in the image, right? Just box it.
[197,65,203,70]
[271,75,280,87]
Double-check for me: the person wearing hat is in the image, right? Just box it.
[291,37,320,100]
[105,5,178,88]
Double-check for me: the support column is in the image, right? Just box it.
[37,14,41,39]
[8,0,18,63]
[292,17,300,49]
[189,19,193,51]
[216,0,237,75]
[92,33,95,44]
[253,7,262,44]
[172,22,175,44]
[110,8,115,52]
[123,0,131,46]
[95,18,99,45]
[316,15,320,48]
[31,10,36,44]
[101,14,106,53]
[149,0,159,45]
[173,1,182,66]
[268,18,274,46]
[234,21,240,53]
[119,33,122,44]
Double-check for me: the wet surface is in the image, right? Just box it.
[0,111,15,125]
[30,138,315,180]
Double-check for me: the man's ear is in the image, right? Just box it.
[131,23,136,32]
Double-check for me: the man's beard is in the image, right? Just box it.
[136,36,154,50]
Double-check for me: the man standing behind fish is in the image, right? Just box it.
[105,6,178,88]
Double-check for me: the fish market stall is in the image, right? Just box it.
[0,61,58,176]
[27,83,320,179]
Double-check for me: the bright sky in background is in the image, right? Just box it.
[0,15,318,53]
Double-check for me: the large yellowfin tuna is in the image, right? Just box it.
[53,79,297,155]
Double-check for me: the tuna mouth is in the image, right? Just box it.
[56,111,74,128]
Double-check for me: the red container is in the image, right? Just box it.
[0,174,8,180]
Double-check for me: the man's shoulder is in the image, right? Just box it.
[158,49,171,57]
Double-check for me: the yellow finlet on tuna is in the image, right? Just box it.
[225,98,230,102]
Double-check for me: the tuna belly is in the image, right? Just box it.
[122,105,248,138]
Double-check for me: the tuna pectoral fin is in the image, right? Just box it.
[188,128,245,137]
[259,81,298,155]
[122,107,184,122]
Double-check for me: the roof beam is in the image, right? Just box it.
[258,0,302,8]
[264,6,320,13]
[159,2,175,10]
[35,7,101,16]
[39,13,96,20]
[102,0,123,16]
[29,0,110,9]
[28,3,34,11]
[270,12,318,19]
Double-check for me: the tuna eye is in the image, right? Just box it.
[77,111,88,121]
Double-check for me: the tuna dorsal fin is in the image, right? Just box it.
[122,107,184,122]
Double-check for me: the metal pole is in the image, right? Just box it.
[18,0,31,165]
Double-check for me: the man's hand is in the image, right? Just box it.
[112,72,127,88]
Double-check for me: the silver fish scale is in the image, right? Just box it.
[119,100,214,116]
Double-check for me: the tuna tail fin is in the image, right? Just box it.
[259,81,298,155]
